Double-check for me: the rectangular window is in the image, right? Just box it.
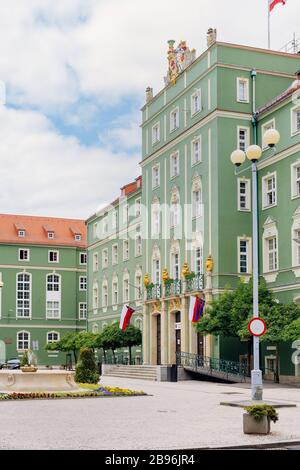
[48,250,59,263]
[152,122,160,144]
[112,244,118,265]
[238,127,249,152]
[170,107,179,132]
[263,174,277,208]
[17,331,30,350]
[135,234,142,256]
[93,252,99,272]
[112,282,118,305]
[239,239,249,274]
[102,249,108,268]
[291,105,300,135]
[46,301,60,319]
[93,223,98,239]
[135,198,141,217]
[172,253,180,279]
[194,247,203,275]
[19,249,30,261]
[291,163,300,198]
[123,279,129,302]
[80,253,87,265]
[112,211,118,229]
[152,165,160,188]
[18,230,25,238]
[191,90,201,115]
[237,78,249,103]
[79,302,87,320]
[267,237,278,272]
[79,276,87,291]
[170,151,180,178]
[74,234,81,241]
[102,285,108,308]
[16,273,31,318]
[191,138,201,165]
[193,190,202,217]
[238,178,251,211]
[48,232,54,239]
[123,205,129,225]
[153,259,160,284]
[123,240,129,261]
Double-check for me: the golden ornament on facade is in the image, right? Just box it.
[206,254,213,272]
[170,298,181,312]
[181,262,190,278]
[144,273,150,287]
[151,302,161,314]
[162,268,169,282]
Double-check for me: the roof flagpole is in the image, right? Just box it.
[268,0,271,49]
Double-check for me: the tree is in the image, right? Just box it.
[122,325,142,364]
[100,324,124,362]
[45,331,99,365]
[74,348,99,384]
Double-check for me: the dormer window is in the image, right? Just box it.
[75,234,81,241]
[48,232,54,240]
[18,230,25,238]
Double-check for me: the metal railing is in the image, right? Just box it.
[146,283,161,300]
[177,352,248,382]
[185,274,204,292]
[165,279,182,297]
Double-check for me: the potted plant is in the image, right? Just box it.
[243,404,279,435]
[20,350,38,373]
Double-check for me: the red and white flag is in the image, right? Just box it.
[119,305,135,331]
[188,296,205,324]
[269,0,287,12]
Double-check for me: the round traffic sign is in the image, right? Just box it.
[248,318,267,337]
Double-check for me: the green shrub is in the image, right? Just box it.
[20,350,29,366]
[244,404,279,423]
[75,347,99,384]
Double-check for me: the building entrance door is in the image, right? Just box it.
[197,333,204,357]
[156,315,161,365]
[175,311,181,358]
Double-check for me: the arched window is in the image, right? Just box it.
[191,234,204,275]
[93,281,99,310]
[92,324,99,334]
[16,273,31,318]
[192,174,202,218]
[17,330,30,351]
[170,240,180,279]
[102,279,108,308]
[47,274,60,291]
[47,331,60,344]
[112,275,118,306]
[135,317,142,330]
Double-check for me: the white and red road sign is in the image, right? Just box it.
[248,318,267,337]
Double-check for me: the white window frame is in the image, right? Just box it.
[236,77,249,103]
[47,331,60,344]
[93,252,99,272]
[123,204,129,225]
[170,151,180,178]
[152,122,160,145]
[123,239,129,261]
[237,126,250,152]
[92,282,99,311]
[266,236,278,272]
[291,104,300,136]
[112,279,118,306]
[191,89,202,116]
[93,223,98,239]
[135,233,142,257]
[18,230,25,238]
[46,273,61,320]
[171,252,180,280]
[47,231,55,240]
[170,107,179,132]
[262,172,277,209]
[170,200,180,227]
[291,162,300,199]
[262,119,275,149]
[135,198,141,218]
[191,136,201,165]
[48,250,59,263]
[79,302,87,320]
[152,164,160,189]
[192,187,202,218]
[102,248,108,268]
[16,273,32,319]
[19,248,30,262]
[17,330,30,351]
[79,276,87,291]
[102,282,108,308]
[238,178,251,211]
[79,252,87,265]
[74,234,81,242]
[153,258,160,284]
[123,277,129,303]
[237,237,252,274]
[46,300,60,319]
[193,245,203,275]
[112,244,118,265]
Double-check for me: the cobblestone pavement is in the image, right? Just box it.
[0,378,299,450]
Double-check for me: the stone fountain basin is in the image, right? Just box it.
[0,370,78,392]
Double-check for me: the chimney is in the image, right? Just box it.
[207,28,217,48]
[146,86,153,103]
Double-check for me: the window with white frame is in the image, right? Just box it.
[47,274,60,292]
[135,273,142,300]
[92,324,99,334]
[47,231,54,240]
[172,252,180,279]
[123,277,129,303]
[16,273,31,318]
[74,234,81,241]
[17,331,30,350]
[238,178,251,211]
[47,331,60,344]
[19,249,30,261]
[93,252,99,271]
[192,188,202,218]
[18,230,26,238]
[291,163,300,198]
[46,301,60,319]
[191,89,201,115]
[153,258,160,284]
[135,233,142,256]
[123,204,129,225]
[291,105,300,135]
[191,137,201,165]
[193,246,203,274]
[46,274,60,319]
[238,238,250,274]
[80,253,87,265]
[103,216,108,234]
[263,173,277,208]
[267,236,278,272]
[102,282,108,307]
[294,229,300,266]
[112,244,118,265]
[152,164,160,188]
[237,77,249,102]
[135,317,142,330]
[93,282,98,310]
[151,200,160,236]
[170,107,179,132]
[102,248,108,268]
[152,122,160,144]
[48,250,59,263]
[135,198,141,217]
[93,223,98,239]
[238,127,249,152]
[112,279,118,305]
[112,210,118,229]
[170,151,180,178]
[79,276,87,291]
[79,302,87,320]
[123,239,129,260]
[261,119,275,149]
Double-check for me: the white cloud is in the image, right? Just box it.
[0,105,139,218]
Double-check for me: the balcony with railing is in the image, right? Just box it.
[185,273,204,293]
[164,279,182,297]
[146,283,161,301]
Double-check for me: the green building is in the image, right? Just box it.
[0,214,87,366]
[86,177,143,363]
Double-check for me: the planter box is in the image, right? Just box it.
[243,414,271,435]
[21,366,38,373]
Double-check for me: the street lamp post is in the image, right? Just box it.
[230,128,280,401]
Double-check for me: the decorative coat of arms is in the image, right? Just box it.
[164,40,196,86]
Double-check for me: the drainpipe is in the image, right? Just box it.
[251,69,258,144]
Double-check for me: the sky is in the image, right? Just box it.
[0,0,299,219]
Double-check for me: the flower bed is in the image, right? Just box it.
[0,385,146,400]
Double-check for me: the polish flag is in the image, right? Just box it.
[119,305,135,331]
[269,0,287,12]
[189,296,205,324]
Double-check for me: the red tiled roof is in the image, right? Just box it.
[257,79,300,116]
[0,214,86,247]
[121,176,142,196]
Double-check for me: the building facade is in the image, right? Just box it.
[86,177,143,363]
[0,214,87,366]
